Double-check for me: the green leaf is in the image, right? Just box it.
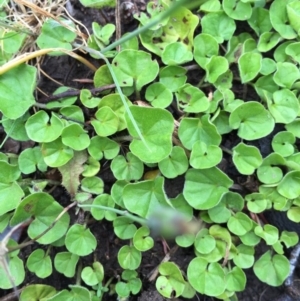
[112,50,159,91]
[98,93,131,131]
[27,249,52,278]
[162,42,193,65]
[201,12,236,43]
[179,115,221,150]
[229,102,275,140]
[274,62,300,89]
[111,152,144,181]
[0,182,24,215]
[285,42,300,64]
[246,193,268,214]
[248,7,272,36]
[2,113,30,141]
[36,19,76,55]
[254,224,279,245]
[223,0,252,20]
[187,258,226,296]
[65,224,97,256]
[88,136,120,160]
[93,65,113,87]
[277,171,300,199]
[133,226,154,252]
[18,147,47,174]
[145,82,173,108]
[260,58,276,76]
[139,6,198,57]
[280,231,299,248]
[159,66,187,92]
[126,106,173,163]
[0,256,25,289]
[11,192,70,244]
[113,217,137,240]
[208,192,244,223]
[254,251,289,286]
[91,194,116,221]
[26,111,64,143]
[257,153,285,184]
[233,244,255,269]
[232,143,263,175]
[42,138,74,168]
[183,167,233,210]
[81,176,104,194]
[190,141,222,169]
[80,89,101,109]
[0,64,36,119]
[158,146,188,178]
[156,262,185,298]
[205,56,229,83]
[176,84,210,113]
[194,229,216,254]
[54,252,79,277]
[227,212,253,236]
[267,89,299,123]
[193,33,219,69]
[46,87,77,109]
[226,266,246,292]
[59,105,84,123]
[272,131,295,157]
[287,206,300,223]
[123,177,170,218]
[47,285,91,301]
[286,1,300,32]
[257,32,281,52]
[0,161,20,183]
[238,52,262,83]
[270,0,297,39]
[61,124,90,151]
[20,285,56,301]
[81,262,104,286]
[91,106,119,136]
[118,245,141,270]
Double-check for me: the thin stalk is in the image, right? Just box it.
[73,44,150,151]
[9,202,77,252]
[78,204,148,226]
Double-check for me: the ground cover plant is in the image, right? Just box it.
[0,0,300,300]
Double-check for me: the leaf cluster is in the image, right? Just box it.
[0,0,300,300]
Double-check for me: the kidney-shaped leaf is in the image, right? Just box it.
[0,64,36,119]
[254,251,289,286]
[123,177,171,218]
[26,111,64,143]
[183,167,233,210]
[65,224,97,256]
[187,257,226,297]
[126,106,173,163]
[156,262,185,298]
[233,143,263,175]
[179,115,221,150]
[11,192,70,244]
[36,18,76,55]
[238,52,262,83]
[277,171,300,199]
[229,102,275,140]
[112,50,159,91]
